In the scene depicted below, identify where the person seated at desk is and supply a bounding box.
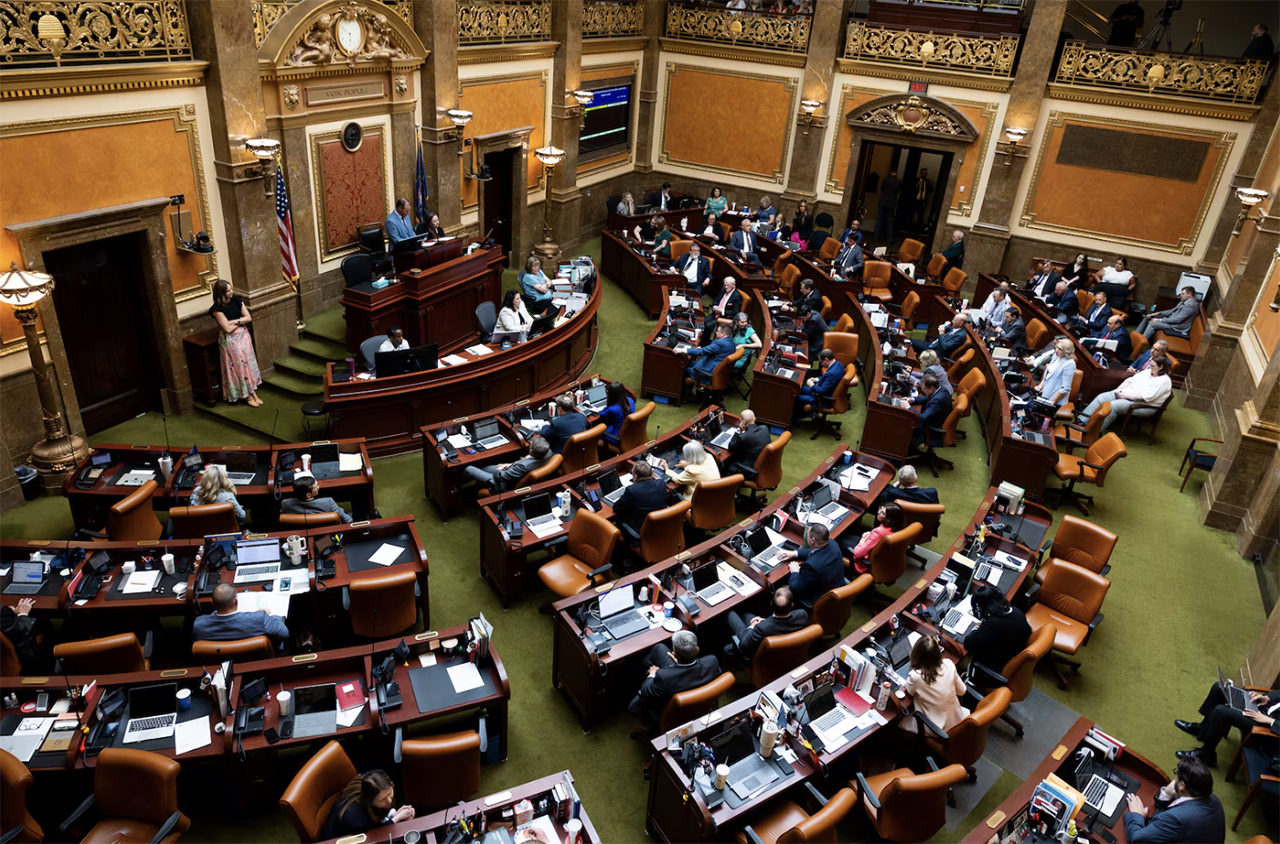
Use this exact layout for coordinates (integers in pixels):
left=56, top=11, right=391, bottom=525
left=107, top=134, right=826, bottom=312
left=879, top=464, right=940, bottom=506
left=839, top=503, right=903, bottom=575
left=464, top=434, right=552, bottom=493
left=701, top=212, right=723, bottom=244
left=703, top=281, right=742, bottom=342
left=649, top=182, right=674, bottom=212
left=189, top=465, right=246, bottom=529
left=378, top=326, right=410, bottom=353
left=1073, top=290, right=1112, bottom=335
left=1082, top=313, right=1132, bottom=361
left=911, top=313, right=969, bottom=356
left=832, top=235, right=864, bottom=278
left=614, top=460, right=670, bottom=541
left=839, top=218, right=864, bottom=247
left=495, top=289, right=533, bottom=343
left=705, top=186, right=728, bottom=218
left=974, top=285, right=1009, bottom=329
left=1061, top=252, right=1089, bottom=289
left=1092, top=255, right=1135, bottom=311
left=321, top=770, right=415, bottom=840
left=1027, top=262, right=1062, bottom=299
left=992, top=306, right=1027, bottom=351
left=543, top=394, right=587, bottom=454
left=730, top=312, right=761, bottom=372
left=898, top=373, right=952, bottom=450
left=1046, top=279, right=1080, bottom=325
left=384, top=198, right=418, bottom=245
left=1174, top=680, right=1279, bottom=768
left=1, top=598, right=39, bottom=674
left=807, top=212, right=834, bottom=253
left=616, top=191, right=637, bottom=216
left=629, top=630, right=721, bottom=737
left=901, top=636, right=968, bottom=734
left=1128, top=339, right=1168, bottom=374
left=599, top=381, right=635, bottom=448
left=193, top=583, right=290, bottom=648
left=776, top=523, right=845, bottom=612
left=729, top=218, right=762, bottom=266
left=795, top=350, right=845, bottom=421
left=418, top=213, right=446, bottom=241
left=669, top=440, right=720, bottom=501
left=936, top=229, right=965, bottom=273
left=723, top=586, right=809, bottom=664
left=283, top=476, right=353, bottom=524
left=964, top=585, right=1030, bottom=673
left=675, top=240, right=711, bottom=295
left=790, top=278, right=823, bottom=314
left=647, top=215, right=675, bottom=258
left=1137, top=285, right=1199, bottom=341
left=723, top=409, right=770, bottom=477
left=797, top=305, right=827, bottom=361
left=1036, top=338, right=1078, bottom=407
left=1077, top=356, right=1171, bottom=432
left=519, top=256, right=556, bottom=316
left=1123, top=758, right=1225, bottom=843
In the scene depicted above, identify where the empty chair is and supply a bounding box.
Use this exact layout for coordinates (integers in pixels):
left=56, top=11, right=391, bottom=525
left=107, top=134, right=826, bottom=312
left=777, top=264, right=801, bottom=298
left=659, top=672, right=735, bottom=735
left=340, top=254, right=373, bottom=288
left=192, top=636, right=273, bottom=662
left=750, top=624, right=823, bottom=688
left=820, top=296, right=833, bottom=321
left=822, top=331, right=858, bottom=367
left=344, top=570, right=421, bottom=638
left=279, top=512, right=343, bottom=529
left=833, top=313, right=854, bottom=334
left=1179, top=436, right=1221, bottom=493
left=1048, top=432, right=1127, bottom=515
left=740, top=431, right=791, bottom=508
left=955, top=368, right=984, bottom=406
left=1, top=748, right=43, bottom=843
left=58, top=748, right=189, bottom=844
left=897, top=500, right=945, bottom=562
left=1025, top=318, right=1050, bottom=352
left=897, top=238, right=925, bottom=265
left=1055, top=401, right=1109, bottom=454
left=861, top=261, right=893, bottom=303
left=561, top=423, right=605, bottom=475
left=279, top=740, right=358, bottom=843
left=736, top=785, right=857, bottom=844
left=628, top=500, right=691, bottom=565
left=945, top=348, right=974, bottom=384
left=942, top=268, right=968, bottom=294
left=537, top=510, right=621, bottom=599
left=924, top=253, right=946, bottom=281
left=900, top=290, right=920, bottom=324
left=168, top=503, right=239, bottom=539
left=920, top=688, right=1012, bottom=789
left=853, top=760, right=968, bottom=843
left=1025, top=560, right=1110, bottom=689
left=1036, top=515, right=1118, bottom=585
left=401, top=730, right=482, bottom=811
left=475, top=301, right=497, bottom=344
left=357, top=224, right=391, bottom=274
left=969, top=624, right=1056, bottom=737
left=55, top=633, right=150, bottom=674
left=83, top=479, right=162, bottom=542
left=608, top=401, right=655, bottom=454
left=817, top=237, right=841, bottom=262
left=688, top=474, right=745, bottom=533
left=812, top=575, right=873, bottom=637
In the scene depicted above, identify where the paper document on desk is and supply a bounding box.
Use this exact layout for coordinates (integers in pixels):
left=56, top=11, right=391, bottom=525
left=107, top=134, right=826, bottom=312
left=117, top=470, right=156, bottom=486
left=447, top=662, right=484, bottom=694
left=446, top=434, right=473, bottom=448
left=992, top=550, right=1028, bottom=571
left=337, top=704, right=364, bottom=728
left=122, top=570, right=161, bottom=593
left=870, top=312, right=889, bottom=329
left=369, top=543, right=406, bottom=566
left=237, top=590, right=291, bottom=617
left=466, top=344, right=494, bottom=356
left=441, top=354, right=468, bottom=367
left=338, top=452, right=363, bottom=472
left=520, top=419, right=549, bottom=432
left=0, top=735, right=42, bottom=763
left=526, top=519, right=563, bottom=540
left=174, top=718, right=211, bottom=756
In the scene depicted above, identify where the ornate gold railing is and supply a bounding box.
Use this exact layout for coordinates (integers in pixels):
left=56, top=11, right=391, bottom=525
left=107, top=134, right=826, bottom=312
left=664, top=3, right=810, bottom=55
left=0, top=0, right=192, bottom=66
left=883, top=0, right=1025, bottom=9
left=457, top=0, right=551, bottom=45
left=1054, top=41, right=1268, bottom=104
left=843, top=21, right=1018, bottom=77
left=252, top=0, right=412, bottom=48
left=583, top=1, right=643, bottom=39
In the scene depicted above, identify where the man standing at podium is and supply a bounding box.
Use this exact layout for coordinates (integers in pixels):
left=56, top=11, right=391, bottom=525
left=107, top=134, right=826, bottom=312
left=385, top=198, right=417, bottom=244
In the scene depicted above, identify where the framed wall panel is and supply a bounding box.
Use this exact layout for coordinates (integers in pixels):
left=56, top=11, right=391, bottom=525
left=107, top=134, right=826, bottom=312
left=310, top=124, right=388, bottom=262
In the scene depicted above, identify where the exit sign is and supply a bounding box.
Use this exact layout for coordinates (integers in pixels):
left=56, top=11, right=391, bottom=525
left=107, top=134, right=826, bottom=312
left=908, top=81, right=929, bottom=94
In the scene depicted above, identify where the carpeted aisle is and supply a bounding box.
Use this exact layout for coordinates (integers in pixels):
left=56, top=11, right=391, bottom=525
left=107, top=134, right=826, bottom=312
left=0, top=236, right=1270, bottom=843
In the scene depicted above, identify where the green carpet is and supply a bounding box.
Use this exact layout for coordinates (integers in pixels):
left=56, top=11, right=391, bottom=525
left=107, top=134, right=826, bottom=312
left=1, top=237, right=1271, bottom=843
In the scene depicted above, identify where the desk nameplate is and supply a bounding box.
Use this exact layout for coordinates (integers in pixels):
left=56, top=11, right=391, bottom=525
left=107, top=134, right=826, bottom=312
left=985, top=810, right=1006, bottom=829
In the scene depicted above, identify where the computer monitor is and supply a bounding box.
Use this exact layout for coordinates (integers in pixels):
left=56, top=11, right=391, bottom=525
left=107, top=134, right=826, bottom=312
left=392, top=236, right=424, bottom=253
left=128, top=683, right=177, bottom=720
left=527, top=313, right=557, bottom=339
left=375, top=343, right=439, bottom=377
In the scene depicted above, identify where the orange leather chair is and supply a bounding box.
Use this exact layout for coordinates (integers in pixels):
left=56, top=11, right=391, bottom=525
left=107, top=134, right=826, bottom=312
left=522, top=454, right=563, bottom=486
left=767, top=251, right=794, bottom=279
left=659, top=672, right=735, bottom=734
left=561, top=423, right=605, bottom=475
left=861, top=523, right=923, bottom=598
left=168, top=503, right=239, bottom=539
left=669, top=239, right=693, bottom=260
left=924, top=253, right=946, bottom=282
left=1, top=634, right=21, bottom=676
left=897, top=238, right=925, bottom=265
left=279, top=740, right=358, bottom=843
left=736, top=785, right=857, bottom=844
left=897, top=501, right=945, bottom=563
left=817, top=237, right=841, bottom=262
left=1128, top=330, right=1149, bottom=363
left=777, top=264, right=801, bottom=298
left=750, top=624, right=823, bottom=688
left=58, top=748, right=189, bottom=844
left=91, top=479, right=162, bottom=541
left=688, top=474, right=744, bottom=533
left=942, top=268, right=968, bottom=295
left=812, top=574, right=873, bottom=637
left=833, top=313, right=854, bottom=334
left=279, top=512, right=342, bottom=528
left=537, top=510, right=621, bottom=599
left=969, top=624, right=1056, bottom=737
left=819, top=296, right=833, bottom=321
left=945, top=348, right=974, bottom=383
left=801, top=366, right=858, bottom=441
left=608, top=401, right=656, bottom=454
left=1055, top=401, right=1109, bottom=454
left=822, top=332, right=858, bottom=368
left=630, top=500, right=690, bottom=565
left=861, top=261, right=893, bottom=303
left=1055, top=370, right=1085, bottom=421
left=1025, top=318, right=1050, bottom=352
left=921, top=688, right=1012, bottom=788
left=1049, top=432, right=1127, bottom=515
left=192, top=636, right=274, bottom=662
left=741, top=431, right=790, bottom=507
left=54, top=633, right=150, bottom=674
left=955, top=368, right=985, bottom=406
left=401, top=730, right=482, bottom=811
left=344, top=570, right=420, bottom=638
left=909, top=393, right=966, bottom=477
left=1, top=748, right=43, bottom=843
left=854, top=762, right=968, bottom=843
left=1036, top=515, right=1118, bottom=586
left=1026, top=560, right=1110, bottom=688
left=900, top=290, right=920, bottom=324
left=688, top=347, right=745, bottom=404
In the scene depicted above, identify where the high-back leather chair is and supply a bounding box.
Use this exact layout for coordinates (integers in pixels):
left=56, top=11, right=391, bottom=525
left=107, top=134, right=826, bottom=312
left=1055, top=401, right=1109, bottom=455
left=560, top=423, right=605, bottom=475
left=924, top=253, right=946, bottom=281
left=54, top=633, right=148, bottom=674
left=706, top=347, right=746, bottom=398
left=537, top=510, right=621, bottom=599
left=636, top=500, right=691, bottom=564
left=819, top=296, right=833, bottom=320
left=192, top=636, right=274, bottom=662
left=911, top=394, right=965, bottom=477
left=822, top=332, right=858, bottom=367
left=669, top=239, right=693, bottom=261
left=610, top=401, right=655, bottom=454
left=659, top=672, right=735, bottom=734
left=956, top=368, right=985, bottom=406
left=854, top=762, right=968, bottom=843
left=812, top=574, right=873, bottom=637
left=1025, top=560, right=1110, bottom=688
left=862, top=261, right=893, bottom=303
left=341, top=254, right=373, bottom=288
left=100, top=479, right=162, bottom=541
left=742, top=431, right=790, bottom=506
left=1128, top=331, right=1149, bottom=363
left=945, top=348, right=974, bottom=382
left=279, top=512, right=342, bottom=528
left=865, top=523, right=923, bottom=587
left=897, top=238, right=925, bottom=264
left=942, top=268, right=968, bottom=294
left=360, top=335, right=385, bottom=370
left=737, top=786, right=857, bottom=844
left=688, top=474, right=744, bottom=532
left=971, top=624, right=1056, bottom=737
left=1037, top=515, right=1118, bottom=585
left=1050, top=432, right=1127, bottom=515
left=1025, top=318, right=1050, bottom=352
left=802, top=367, right=858, bottom=441
left=59, top=748, right=189, bottom=844
left=346, top=570, right=419, bottom=638
left=1, top=634, right=21, bottom=676
left=897, top=501, right=945, bottom=561
left=1, top=748, right=42, bottom=843
left=1056, top=369, right=1086, bottom=420
left=768, top=251, right=794, bottom=279
left=401, top=730, right=482, bottom=811
left=901, top=290, right=920, bottom=324
left=279, top=740, right=358, bottom=843
left=833, top=313, right=854, bottom=334
left=751, top=624, right=823, bottom=688
left=923, top=688, right=1012, bottom=780
left=168, top=503, right=239, bottom=539
left=522, top=453, right=563, bottom=486
left=817, top=237, right=841, bottom=262
left=778, top=264, right=801, bottom=298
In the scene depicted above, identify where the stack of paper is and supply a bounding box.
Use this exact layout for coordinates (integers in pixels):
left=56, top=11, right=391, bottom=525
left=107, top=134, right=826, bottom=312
left=238, top=590, right=291, bottom=617
left=338, top=452, right=363, bottom=472
left=368, top=543, right=406, bottom=567
left=465, top=344, right=493, bottom=356
left=446, top=433, right=473, bottom=449
left=526, top=519, right=563, bottom=540
left=447, top=662, right=484, bottom=694
left=122, top=570, right=162, bottom=593
left=441, top=354, right=468, bottom=366
left=992, top=550, right=1028, bottom=571
left=174, top=718, right=212, bottom=756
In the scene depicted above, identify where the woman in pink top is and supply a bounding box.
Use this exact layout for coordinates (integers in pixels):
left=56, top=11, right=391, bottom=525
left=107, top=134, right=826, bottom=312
left=901, top=636, right=969, bottom=735
left=846, top=503, right=903, bottom=574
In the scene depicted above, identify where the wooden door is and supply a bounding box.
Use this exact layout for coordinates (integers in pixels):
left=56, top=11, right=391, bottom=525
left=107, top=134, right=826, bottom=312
left=482, top=148, right=516, bottom=259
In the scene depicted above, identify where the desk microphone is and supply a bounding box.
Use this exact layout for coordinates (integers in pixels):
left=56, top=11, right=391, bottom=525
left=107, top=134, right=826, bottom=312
left=271, top=409, right=280, bottom=441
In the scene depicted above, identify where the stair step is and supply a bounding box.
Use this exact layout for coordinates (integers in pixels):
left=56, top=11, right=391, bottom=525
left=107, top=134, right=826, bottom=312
left=275, top=354, right=329, bottom=379
left=261, top=369, right=324, bottom=397
left=194, top=386, right=309, bottom=443
left=291, top=336, right=348, bottom=363
left=302, top=308, right=347, bottom=345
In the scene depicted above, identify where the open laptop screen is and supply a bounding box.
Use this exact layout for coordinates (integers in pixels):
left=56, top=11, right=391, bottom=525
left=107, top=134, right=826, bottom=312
left=129, top=683, right=177, bottom=719
left=598, top=584, right=634, bottom=619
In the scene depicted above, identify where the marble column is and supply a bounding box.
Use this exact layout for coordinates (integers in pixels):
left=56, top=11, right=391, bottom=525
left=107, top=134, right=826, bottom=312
left=632, top=1, right=666, bottom=176
left=964, top=0, right=1068, bottom=277
left=188, top=0, right=298, bottom=367
left=413, top=0, right=462, bottom=232
left=540, top=0, right=585, bottom=260
left=280, top=125, right=323, bottom=316
left=781, top=0, right=846, bottom=214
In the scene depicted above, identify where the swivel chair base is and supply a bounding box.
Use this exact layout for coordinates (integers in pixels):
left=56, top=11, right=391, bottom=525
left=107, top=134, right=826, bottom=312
left=1044, top=480, right=1094, bottom=516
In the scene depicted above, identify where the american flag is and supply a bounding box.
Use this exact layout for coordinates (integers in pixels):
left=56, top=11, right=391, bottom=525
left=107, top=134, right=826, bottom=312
left=276, top=162, right=299, bottom=288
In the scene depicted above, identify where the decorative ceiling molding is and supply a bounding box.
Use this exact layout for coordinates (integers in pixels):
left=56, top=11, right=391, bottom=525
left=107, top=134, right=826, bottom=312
left=258, top=0, right=427, bottom=77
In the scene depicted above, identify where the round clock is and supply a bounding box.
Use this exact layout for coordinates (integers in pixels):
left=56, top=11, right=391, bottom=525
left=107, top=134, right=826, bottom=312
left=341, top=122, right=363, bottom=153
left=335, top=15, right=364, bottom=56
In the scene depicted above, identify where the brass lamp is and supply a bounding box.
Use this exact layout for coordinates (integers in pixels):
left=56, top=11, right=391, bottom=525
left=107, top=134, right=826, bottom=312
left=798, top=99, right=823, bottom=135
left=997, top=127, right=1029, bottom=166
left=532, top=145, right=566, bottom=262
left=569, top=89, right=594, bottom=130
left=0, top=263, right=88, bottom=477
left=447, top=108, right=473, bottom=155
left=245, top=138, right=281, bottom=197
left=1231, top=187, right=1279, bottom=237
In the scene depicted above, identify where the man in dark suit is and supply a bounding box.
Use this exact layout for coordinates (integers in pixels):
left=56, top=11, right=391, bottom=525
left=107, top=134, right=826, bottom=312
left=832, top=237, right=864, bottom=278
left=1046, top=280, right=1080, bottom=325
left=1123, top=758, right=1226, bottom=843
left=686, top=323, right=736, bottom=390
left=464, top=435, right=552, bottom=493
left=729, top=218, right=762, bottom=265
left=723, top=587, right=809, bottom=664
left=613, top=460, right=670, bottom=542
left=629, top=630, right=721, bottom=734
left=777, top=524, right=845, bottom=612
left=797, top=305, right=827, bottom=360
left=909, top=168, right=932, bottom=228
left=703, top=277, right=743, bottom=344
left=993, top=306, right=1027, bottom=351
left=795, top=350, right=845, bottom=420
left=1074, top=290, right=1111, bottom=335
left=723, top=409, right=771, bottom=478
left=674, top=241, right=711, bottom=295
left=790, top=278, right=823, bottom=315
left=912, top=313, right=970, bottom=356
left=543, top=395, right=587, bottom=454
left=1028, top=264, right=1062, bottom=299
left=879, top=464, right=940, bottom=505
left=938, top=229, right=965, bottom=273
left=1127, top=339, right=1168, bottom=374
left=1242, top=22, right=1274, bottom=58
left=648, top=182, right=674, bottom=212
left=899, top=374, right=953, bottom=449
left=1084, top=314, right=1133, bottom=361
left=1174, top=681, right=1280, bottom=768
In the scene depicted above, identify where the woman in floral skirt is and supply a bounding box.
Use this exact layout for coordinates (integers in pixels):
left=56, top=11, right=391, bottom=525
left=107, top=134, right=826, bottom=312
left=209, top=279, right=263, bottom=407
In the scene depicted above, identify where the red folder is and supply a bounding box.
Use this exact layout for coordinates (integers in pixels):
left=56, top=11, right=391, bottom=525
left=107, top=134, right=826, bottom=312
left=336, top=680, right=365, bottom=711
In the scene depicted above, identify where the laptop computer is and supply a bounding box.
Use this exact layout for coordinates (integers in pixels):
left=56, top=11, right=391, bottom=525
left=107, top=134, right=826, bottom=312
left=521, top=493, right=560, bottom=530
left=232, top=538, right=282, bottom=584
left=804, top=683, right=855, bottom=741
left=597, top=469, right=628, bottom=506
left=472, top=419, right=507, bottom=450
left=806, top=484, right=848, bottom=521
left=224, top=452, right=257, bottom=485
left=746, top=529, right=798, bottom=573
left=1218, top=667, right=1258, bottom=712
left=689, top=562, right=734, bottom=606
left=710, top=721, right=778, bottom=800
left=598, top=584, right=647, bottom=640
left=4, top=562, right=45, bottom=595
left=581, top=384, right=609, bottom=412
left=290, top=683, right=339, bottom=739
left=122, top=682, right=178, bottom=744
left=710, top=428, right=736, bottom=449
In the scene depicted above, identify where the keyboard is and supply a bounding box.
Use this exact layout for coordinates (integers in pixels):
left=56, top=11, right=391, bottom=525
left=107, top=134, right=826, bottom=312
left=1226, top=684, right=1255, bottom=711
left=603, top=487, right=627, bottom=505
left=477, top=436, right=507, bottom=449
left=943, top=609, right=962, bottom=629
left=526, top=513, right=560, bottom=529
left=697, top=582, right=735, bottom=606
left=293, top=710, right=337, bottom=739
left=752, top=547, right=784, bottom=570
left=812, top=707, right=852, bottom=736
left=602, top=609, right=648, bottom=640
left=817, top=501, right=847, bottom=519
left=123, top=713, right=176, bottom=743
left=234, top=563, right=281, bottom=584
left=1083, top=774, right=1123, bottom=815
left=4, top=582, right=43, bottom=595
left=711, top=431, right=736, bottom=449
left=227, top=472, right=255, bottom=485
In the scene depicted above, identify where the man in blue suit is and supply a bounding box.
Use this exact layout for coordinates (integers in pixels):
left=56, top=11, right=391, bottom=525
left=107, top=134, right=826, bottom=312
left=1083, top=314, right=1133, bottom=361
left=1123, top=758, right=1225, bottom=843
left=674, top=241, right=711, bottom=294
left=1127, top=339, right=1168, bottom=374
left=879, top=464, right=940, bottom=505
left=685, top=323, right=735, bottom=390
left=900, top=374, right=953, bottom=449
left=776, top=523, right=845, bottom=612
left=1073, top=290, right=1111, bottom=335
left=729, top=218, right=762, bottom=265
left=912, top=313, right=970, bottom=356
left=613, top=460, right=670, bottom=543
left=543, top=395, right=587, bottom=454
left=193, top=583, right=290, bottom=650
left=795, top=350, right=845, bottom=420
left=385, top=198, right=418, bottom=244
left=1046, top=280, right=1079, bottom=325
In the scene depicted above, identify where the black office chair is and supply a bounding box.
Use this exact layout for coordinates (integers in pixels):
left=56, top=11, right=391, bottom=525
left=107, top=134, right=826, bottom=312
left=360, top=336, right=384, bottom=371
left=357, top=225, right=392, bottom=275
left=476, top=302, right=497, bottom=344
left=341, top=254, right=373, bottom=288
left=606, top=194, right=622, bottom=217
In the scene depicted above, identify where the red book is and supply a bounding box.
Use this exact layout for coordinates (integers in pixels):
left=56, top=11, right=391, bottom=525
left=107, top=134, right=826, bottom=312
left=835, top=686, right=872, bottom=716
left=335, top=680, right=365, bottom=711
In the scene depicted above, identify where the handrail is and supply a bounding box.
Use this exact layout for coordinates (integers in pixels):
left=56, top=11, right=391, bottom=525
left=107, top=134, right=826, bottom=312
left=1054, top=40, right=1269, bottom=105
left=1069, top=0, right=1111, bottom=28
left=1064, top=7, right=1108, bottom=44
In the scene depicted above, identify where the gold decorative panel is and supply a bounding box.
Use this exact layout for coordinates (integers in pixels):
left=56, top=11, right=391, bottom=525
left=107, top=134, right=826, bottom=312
left=1055, top=41, right=1267, bottom=105
left=583, top=1, right=643, bottom=38
left=253, top=0, right=412, bottom=48
left=665, top=3, right=810, bottom=55
left=843, top=22, right=1017, bottom=78
left=457, top=0, right=551, bottom=45
left=310, top=124, right=388, bottom=262
left=0, top=0, right=191, bottom=66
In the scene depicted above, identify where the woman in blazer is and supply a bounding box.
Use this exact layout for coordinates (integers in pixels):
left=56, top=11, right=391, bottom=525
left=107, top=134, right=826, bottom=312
left=599, top=381, right=635, bottom=446
left=669, top=440, right=720, bottom=500
left=901, top=636, right=969, bottom=734
left=495, top=289, right=533, bottom=342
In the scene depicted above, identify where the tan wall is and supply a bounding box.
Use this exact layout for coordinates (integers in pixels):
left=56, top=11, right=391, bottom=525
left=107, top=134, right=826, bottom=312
left=457, top=74, right=548, bottom=210
left=1255, top=260, right=1280, bottom=356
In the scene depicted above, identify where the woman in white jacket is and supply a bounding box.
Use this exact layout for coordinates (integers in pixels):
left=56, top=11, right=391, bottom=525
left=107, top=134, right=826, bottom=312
left=495, top=289, right=533, bottom=343
left=901, top=635, right=969, bottom=734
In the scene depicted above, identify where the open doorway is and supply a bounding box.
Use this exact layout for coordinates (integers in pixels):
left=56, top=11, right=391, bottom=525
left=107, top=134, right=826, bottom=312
left=850, top=141, right=953, bottom=249
left=481, top=147, right=517, bottom=261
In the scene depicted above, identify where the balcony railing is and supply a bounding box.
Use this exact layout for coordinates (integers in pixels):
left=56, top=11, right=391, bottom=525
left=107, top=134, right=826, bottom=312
left=457, top=0, right=551, bottom=45
left=664, top=3, right=811, bottom=55
left=0, top=0, right=192, bottom=66
left=843, top=20, right=1018, bottom=77
left=252, top=0, right=413, bottom=49
left=1054, top=41, right=1268, bottom=105
left=583, top=1, right=643, bottom=39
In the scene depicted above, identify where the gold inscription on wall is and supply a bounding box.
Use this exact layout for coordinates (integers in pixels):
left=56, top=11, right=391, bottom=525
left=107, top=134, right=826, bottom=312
left=305, top=82, right=386, bottom=107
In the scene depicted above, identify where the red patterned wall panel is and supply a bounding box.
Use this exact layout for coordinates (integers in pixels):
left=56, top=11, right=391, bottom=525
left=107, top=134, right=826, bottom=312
left=317, top=130, right=386, bottom=259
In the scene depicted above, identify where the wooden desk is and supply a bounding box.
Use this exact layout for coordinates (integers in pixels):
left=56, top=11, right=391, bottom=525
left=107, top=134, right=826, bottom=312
left=342, top=245, right=502, bottom=356
left=305, top=514, right=430, bottom=631
left=641, top=287, right=704, bottom=402
left=848, top=294, right=919, bottom=463
left=326, top=281, right=601, bottom=456
left=749, top=292, right=806, bottom=430
left=600, top=230, right=674, bottom=319
left=609, top=205, right=706, bottom=235
left=272, top=438, right=375, bottom=521
left=1, top=539, right=78, bottom=613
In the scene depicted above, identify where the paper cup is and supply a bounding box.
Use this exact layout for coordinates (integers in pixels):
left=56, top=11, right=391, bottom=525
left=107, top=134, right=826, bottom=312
left=761, top=720, right=779, bottom=757
left=121, top=560, right=136, bottom=575
left=176, top=688, right=191, bottom=710
left=162, top=553, right=176, bottom=576
left=403, top=832, right=421, bottom=844
left=714, top=764, right=729, bottom=790
left=277, top=690, right=292, bottom=717
left=565, top=819, right=582, bottom=844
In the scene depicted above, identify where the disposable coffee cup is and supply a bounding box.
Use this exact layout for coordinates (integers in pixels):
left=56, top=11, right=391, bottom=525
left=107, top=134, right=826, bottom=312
left=403, top=831, right=421, bottom=844
left=565, top=819, right=582, bottom=844
left=277, top=690, right=292, bottom=717
left=176, top=688, right=191, bottom=710
left=715, top=764, right=729, bottom=790
left=761, top=720, right=779, bottom=757
left=162, top=553, right=176, bottom=576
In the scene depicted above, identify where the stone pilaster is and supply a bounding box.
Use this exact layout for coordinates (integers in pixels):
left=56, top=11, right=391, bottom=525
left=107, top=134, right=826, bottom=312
left=632, top=1, right=666, bottom=175
left=781, top=0, right=846, bottom=213
left=391, top=110, right=418, bottom=216
left=414, top=0, right=462, bottom=232
left=542, top=0, right=585, bottom=259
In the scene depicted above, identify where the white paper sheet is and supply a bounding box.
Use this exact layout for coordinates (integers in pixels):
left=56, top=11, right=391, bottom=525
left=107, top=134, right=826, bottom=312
left=0, top=735, right=43, bottom=762
left=526, top=520, right=563, bottom=540
left=418, top=653, right=437, bottom=667
left=441, top=354, right=468, bottom=366
left=447, top=662, right=484, bottom=694
left=337, top=704, right=364, bottom=728
left=368, top=543, right=406, bottom=566
left=122, top=570, right=162, bottom=593
left=174, top=718, right=212, bottom=756
left=118, top=469, right=156, bottom=486
left=520, top=419, right=549, bottom=431
left=338, top=452, right=363, bottom=472
left=446, top=433, right=472, bottom=448
left=237, top=590, right=291, bottom=617
left=992, top=550, right=1028, bottom=571
left=465, top=344, right=493, bottom=356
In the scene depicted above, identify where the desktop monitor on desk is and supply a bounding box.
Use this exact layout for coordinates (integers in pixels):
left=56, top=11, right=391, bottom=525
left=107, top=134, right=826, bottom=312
left=376, top=343, right=439, bottom=377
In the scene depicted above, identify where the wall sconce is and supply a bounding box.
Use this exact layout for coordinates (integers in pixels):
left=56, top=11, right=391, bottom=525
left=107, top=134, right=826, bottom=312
left=798, top=99, right=823, bottom=135
left=997, top=127, right=1029, bottom=166
left=532, top=145, right=566, bottom=261
left=245, top=138, right=281, bottom=197
left=1145, top=64, right=1166, bottom=92
left=919, top=40, right=936, bottom=62
left=1231, top=187, right=1280, bottom=237
left=447, top=109, right=473, bottom=155
left=567, top=89, right=595, bottom=130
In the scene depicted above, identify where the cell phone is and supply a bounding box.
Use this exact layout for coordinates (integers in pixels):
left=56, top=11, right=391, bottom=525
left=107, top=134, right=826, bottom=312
left=279, top=719, right=293, bottom=739
left=263, top=726, right=280, bottom=744
left=35, top=693, right=49, bottom=713
left=279, top=577, right=291, bottom=591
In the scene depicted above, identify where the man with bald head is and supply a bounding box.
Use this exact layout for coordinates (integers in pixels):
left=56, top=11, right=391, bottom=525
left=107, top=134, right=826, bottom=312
left=912, top=312, right=969, bottom=356
left=724, top=409, right=771, bottom=478
left=192, top=583, right=290, bottom=650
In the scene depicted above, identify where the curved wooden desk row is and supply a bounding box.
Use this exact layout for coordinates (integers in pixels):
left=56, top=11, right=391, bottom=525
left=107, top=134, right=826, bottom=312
left=549, top=446, right=897, bottom=729
left=0, top=619, right=508, bottom=774
left=325, top=276, right=602, bottom=457
left=643, top=487, right=1053, bottom=844
left=608, top=205, right=708, bottom=237
left=749, top=291, right=808, bottom=429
